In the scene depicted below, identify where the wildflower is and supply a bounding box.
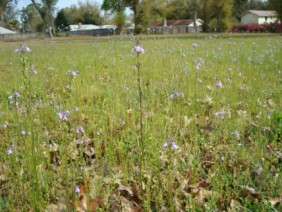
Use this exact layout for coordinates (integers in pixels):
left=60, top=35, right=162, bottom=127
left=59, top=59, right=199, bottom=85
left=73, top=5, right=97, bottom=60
left=76, top=126, right=85, bottom=134
left=131, top=42, right=145, bottom=55
left=192, top=43, right=198, bottom=47
left=14, top=91, right=21, bottom=98
left=45, top=130, right=49, bottom=136
left=170, top=91, right=184, bottom=99
left=75, top=186, right=80, bottom=194
left=162, top=137, right=179, bottom=150
left=171, top=142, right=179, bottom=150
left=197, top=78, right=202, bottom=83
left=221, top=156, right=225, bottom=161
left=162, top=142, right=168, bottom=148
left=14, top=44, right=31, bottom=54
left=7, top=148, right=13, bottom=155
left=215, top=80, right=223, bottom=88
left=68, top=70, right=79, bottom=77
left=57, top=110, right=70, bottom=121
left=215, top=111, right=225, bottom=119
left=29, top=66, right=37, bottom=74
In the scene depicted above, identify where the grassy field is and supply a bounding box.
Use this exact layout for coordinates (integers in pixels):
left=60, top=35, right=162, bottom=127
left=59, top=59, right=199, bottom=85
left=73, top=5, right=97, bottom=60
left=0, top=34, right=281, bottom=211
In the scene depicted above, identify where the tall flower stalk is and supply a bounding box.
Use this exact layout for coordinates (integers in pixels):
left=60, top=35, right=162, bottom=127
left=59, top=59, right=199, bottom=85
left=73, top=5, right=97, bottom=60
left=131, top=42, right=145, bottom=173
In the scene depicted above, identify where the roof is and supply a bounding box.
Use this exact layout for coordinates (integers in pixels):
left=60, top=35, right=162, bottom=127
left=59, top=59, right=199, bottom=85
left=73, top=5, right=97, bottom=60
left=152, top=19, right=193, bottom=27
left=242, top=10, right=278, bottom=17
left=0, top=26, right=16, bottom=34
left=69, top=24, right=100, bottom=31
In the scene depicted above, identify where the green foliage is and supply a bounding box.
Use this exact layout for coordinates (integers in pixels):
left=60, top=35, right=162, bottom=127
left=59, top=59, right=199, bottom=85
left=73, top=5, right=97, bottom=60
left=63, top=1, right=102, bottom=25
left=54, top=9, right=70, bottom=32
left=268, top=0, right=282, bottom=21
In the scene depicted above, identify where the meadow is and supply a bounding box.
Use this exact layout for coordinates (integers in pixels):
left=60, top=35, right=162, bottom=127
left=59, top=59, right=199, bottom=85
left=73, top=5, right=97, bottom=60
left=0, top=34, right=281, bottom=211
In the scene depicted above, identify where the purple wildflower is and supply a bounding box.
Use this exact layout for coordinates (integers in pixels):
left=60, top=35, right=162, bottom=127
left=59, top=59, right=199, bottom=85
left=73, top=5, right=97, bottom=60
left=7, top=148, right=13, bottom=155
left=215, top=80, right=223, bottom=88
left=75, top=186, right=80, bottom=193
left=170, top=91, right=184, bottom=99
left=14, top=44, right=31, bottom=54
left=163, top=137, right=179, bottom=150
left=57, top=110, right=70, bottom=121
left=162, top=142, right=168, bottom=148
left=131, top=42, right=145, bottom=55
left=68, top=70, right=79, bottom=77
left=76, top=126, right=85, bottom=134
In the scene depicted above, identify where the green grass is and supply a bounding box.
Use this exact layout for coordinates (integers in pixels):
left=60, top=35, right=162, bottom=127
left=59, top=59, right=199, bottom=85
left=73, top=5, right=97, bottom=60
left=0, top=34, right=281, bottom=211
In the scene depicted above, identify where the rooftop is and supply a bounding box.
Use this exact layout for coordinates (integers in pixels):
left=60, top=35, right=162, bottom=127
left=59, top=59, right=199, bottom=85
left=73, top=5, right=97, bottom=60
left=0, top=26, right=16, bottom=34
left=242, top=10, right=278, bottom=17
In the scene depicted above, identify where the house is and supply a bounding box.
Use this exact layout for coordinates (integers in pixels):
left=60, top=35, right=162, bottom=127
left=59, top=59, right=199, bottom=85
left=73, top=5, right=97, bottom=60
left=241, top=10, right=279, bottom=25
left=151, top=19, right=203, bottom=34
left=0, top=26, right=16, bottom=35
left=69, top=23, right=115, bottom=36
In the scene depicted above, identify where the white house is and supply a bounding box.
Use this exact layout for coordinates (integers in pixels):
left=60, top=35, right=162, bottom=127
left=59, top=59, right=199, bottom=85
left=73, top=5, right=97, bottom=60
left=0, top=26, right=16, bottom=35
left=241, top=10, right=279, bottom=25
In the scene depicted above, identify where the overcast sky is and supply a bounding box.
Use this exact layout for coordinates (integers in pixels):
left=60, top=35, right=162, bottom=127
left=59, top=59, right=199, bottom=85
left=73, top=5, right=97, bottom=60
left=17, top=0, right=104, bottom=10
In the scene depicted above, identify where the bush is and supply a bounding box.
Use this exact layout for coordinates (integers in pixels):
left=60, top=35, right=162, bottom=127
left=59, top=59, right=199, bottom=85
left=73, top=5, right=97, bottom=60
left=232, top=22, right=282, bottom=33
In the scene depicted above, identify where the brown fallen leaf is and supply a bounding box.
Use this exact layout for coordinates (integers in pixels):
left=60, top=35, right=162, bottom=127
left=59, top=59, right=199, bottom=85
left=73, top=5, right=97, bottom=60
left=240, top=185, right=259, bottom=200
left=45, top=203, right=66, bottom=212
left=268, top=196, right=281, bottom=207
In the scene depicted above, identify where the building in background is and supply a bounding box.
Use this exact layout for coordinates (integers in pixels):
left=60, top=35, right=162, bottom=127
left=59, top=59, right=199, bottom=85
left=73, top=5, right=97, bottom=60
left=241, top=10, right=279, bottom=25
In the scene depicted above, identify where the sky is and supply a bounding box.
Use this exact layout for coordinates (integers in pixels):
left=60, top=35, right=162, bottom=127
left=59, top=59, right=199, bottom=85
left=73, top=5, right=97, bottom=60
left=17, top=0, right=104, bottom=10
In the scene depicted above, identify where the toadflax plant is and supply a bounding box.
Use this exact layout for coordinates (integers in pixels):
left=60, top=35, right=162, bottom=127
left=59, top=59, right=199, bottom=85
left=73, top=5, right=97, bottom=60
left=131, top=41, right=145, bottom=174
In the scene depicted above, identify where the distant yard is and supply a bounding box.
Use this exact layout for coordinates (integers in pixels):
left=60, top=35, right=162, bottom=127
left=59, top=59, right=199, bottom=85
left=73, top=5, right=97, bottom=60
left=0, top=34, right=281, bottom=211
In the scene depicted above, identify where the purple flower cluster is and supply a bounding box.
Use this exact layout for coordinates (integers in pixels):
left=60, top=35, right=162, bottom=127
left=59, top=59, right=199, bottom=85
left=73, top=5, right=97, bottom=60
left=170, top=91, right=184, bottom=99
left=76, top=126, right=85, bottom=134
left=68, top=70, right=79, bottom=77
left=163, top=137, right=179, bottom=150
left=57, top=110, right=70, bottom=121
left=131, top=42, right=145, bottom=55
left=14, top=44, right=31, bottom=54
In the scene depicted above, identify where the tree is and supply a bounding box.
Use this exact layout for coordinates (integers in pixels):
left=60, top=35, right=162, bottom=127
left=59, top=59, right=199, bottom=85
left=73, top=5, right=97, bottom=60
left=21, top=3, right=44, bottom=33
left=101, top=0, right=127, bottom=33
left=268, top=0, right=282, bottom=22
left=31, top=0, right=58, bottom=37
left=63, top=1, right=102, bottom=25
left=207, top=0, right=233, bottom=31
left=233, top=0, right=248, bottom=22
left=54, top=9, right=70, bottom=32
left=0, top=0, right=17, bottom=22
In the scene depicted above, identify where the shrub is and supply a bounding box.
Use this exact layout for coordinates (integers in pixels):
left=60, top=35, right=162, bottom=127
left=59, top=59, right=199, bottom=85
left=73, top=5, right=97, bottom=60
left=231, top=22, right=282, bottom=33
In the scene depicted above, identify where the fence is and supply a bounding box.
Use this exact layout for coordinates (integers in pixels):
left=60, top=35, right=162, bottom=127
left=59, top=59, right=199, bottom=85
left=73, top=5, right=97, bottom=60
left=69, top=29, right=115, bottom=36
left=0, top=33, right=38, bottom=40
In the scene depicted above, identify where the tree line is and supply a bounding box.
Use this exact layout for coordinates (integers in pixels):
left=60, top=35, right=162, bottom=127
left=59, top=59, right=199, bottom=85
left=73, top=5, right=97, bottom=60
left=0, top=0, right=281, bottom=36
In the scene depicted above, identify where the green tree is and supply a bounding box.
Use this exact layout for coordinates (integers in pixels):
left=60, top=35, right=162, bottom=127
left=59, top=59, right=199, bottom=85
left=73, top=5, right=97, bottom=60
left=63, top=1, right=102, bottom=25
left=31, top=0, right=58, bottom=37
left=21, top=3, right=44, bottom=33
left=268, top=0, right=282, bottom=21
left=233, top=0, right=248, bottom=22
left=54, top=9, right=70, bottom=32
left=207, top=0, right=233, bottom=31
left=0, top=0, right=17, bottom=22
left=101, top=0, right=126, bottom=33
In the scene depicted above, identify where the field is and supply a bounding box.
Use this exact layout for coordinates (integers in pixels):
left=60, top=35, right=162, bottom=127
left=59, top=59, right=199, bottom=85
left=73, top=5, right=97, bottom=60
left=0, top=34, right=281, bottom=211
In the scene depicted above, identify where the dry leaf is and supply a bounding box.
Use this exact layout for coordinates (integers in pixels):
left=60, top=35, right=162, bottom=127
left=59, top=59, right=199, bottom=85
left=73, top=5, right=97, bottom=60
left=268, top=196, right=281, bottom=207
left=45, top=203, right=66, bottom=212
